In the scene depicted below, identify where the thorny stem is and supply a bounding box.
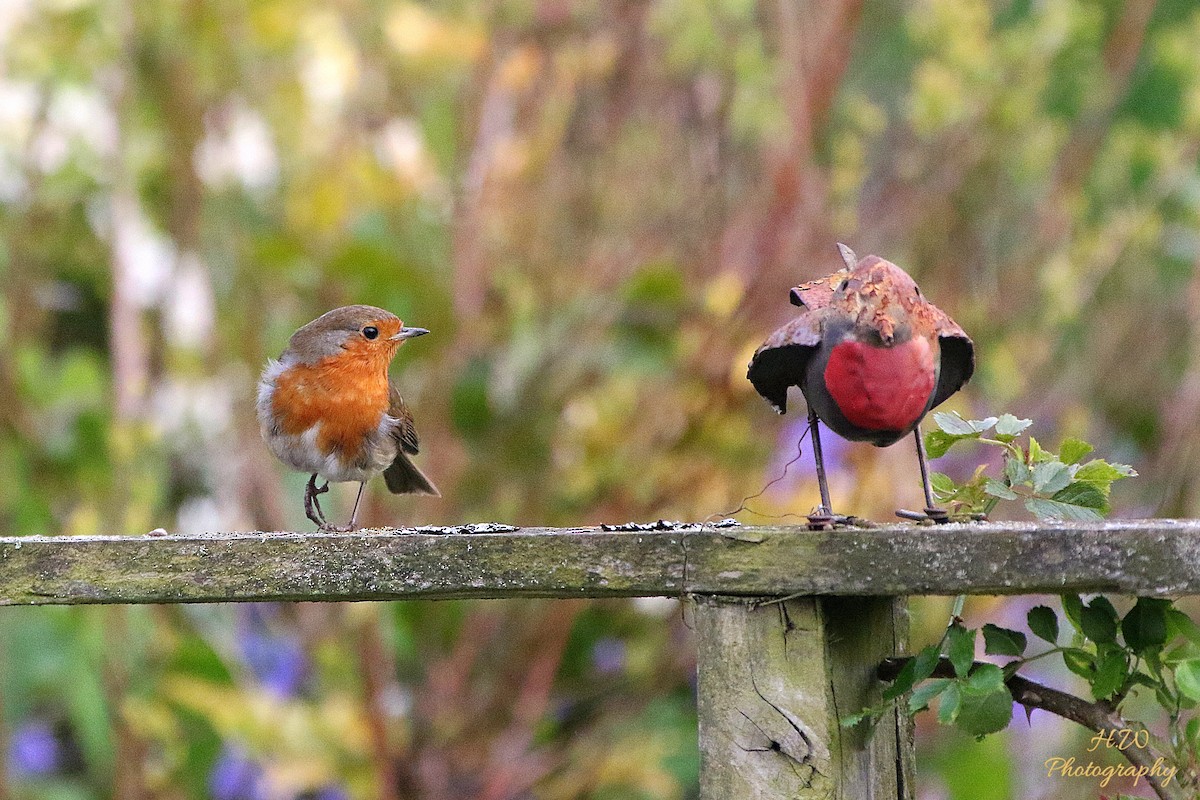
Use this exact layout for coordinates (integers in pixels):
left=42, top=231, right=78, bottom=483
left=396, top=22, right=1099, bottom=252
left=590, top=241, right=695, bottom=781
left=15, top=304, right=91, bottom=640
left=879, top=656, right=1191, bottom=800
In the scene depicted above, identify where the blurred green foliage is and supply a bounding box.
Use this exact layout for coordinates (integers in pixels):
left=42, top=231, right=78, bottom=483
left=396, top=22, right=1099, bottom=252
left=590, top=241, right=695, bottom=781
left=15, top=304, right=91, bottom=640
left=0, top=0, right=1199, bottom=797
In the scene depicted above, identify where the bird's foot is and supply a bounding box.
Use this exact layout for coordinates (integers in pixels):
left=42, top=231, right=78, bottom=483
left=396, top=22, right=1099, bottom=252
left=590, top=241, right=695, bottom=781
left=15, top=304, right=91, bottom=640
left=896, top=507, right=952, bottom=524
left=304, top=475, right=331, bottom=528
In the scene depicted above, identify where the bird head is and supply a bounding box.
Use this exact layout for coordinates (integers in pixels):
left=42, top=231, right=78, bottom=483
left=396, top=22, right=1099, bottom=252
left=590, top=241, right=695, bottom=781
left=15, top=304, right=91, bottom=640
left=284, top=305, right=429, bottom=366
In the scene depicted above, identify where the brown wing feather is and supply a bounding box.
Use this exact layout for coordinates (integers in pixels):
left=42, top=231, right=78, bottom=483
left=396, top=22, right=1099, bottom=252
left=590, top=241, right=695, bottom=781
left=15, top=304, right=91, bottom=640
left=388, top=383, right=420, bottom=455
left=383, top=383, right=439, bottom=496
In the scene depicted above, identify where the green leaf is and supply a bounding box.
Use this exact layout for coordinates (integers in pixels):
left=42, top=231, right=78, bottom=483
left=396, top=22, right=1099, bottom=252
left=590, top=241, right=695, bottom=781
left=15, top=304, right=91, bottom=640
left=1176, top=659, right=1200, bottom=702
left=956, top=673, right=1013, bottom=737
left=1122, top=598, right=1169, bottom=654
left=1004, top=456, right=1031, bottom=486
left=1075, top=459, right=1138, bottom=483
left=908, top=678, right=951, bottom=713
left=1090, top=651, right=1128, bottom=700
left=993, top=414, right=1032, bottom=442
left=930, top=472, right=958, bottom=497
left=1187, top=717, right=1200, bottom=749
left=1032, top=461, right=1072, bottom=494
left=1028, top=436, right=1052, bottom=463
left=982, top=624, right=1027, bottom=656
left=947, top=625, right=976, bottom=678
left=1167, top=609, right=1200, bottom=645
left=967, top=662, right=1006, bottom=692
left=1024, top=497, right=1104, bottom=521
left=933, top=412, right=997, bottom=436
left=937, top=681, right=961, bottom=724
left=841, top=708, right=875, bottom=728
left=1081, top=598, right=1119, bottom=643
left=924, top=430, right=958, bottom=459
left=982, top=479, right=1018, bottom=500
left=1052, top=481, right=1108, bottom=510
left=883, top=645, right=941, bottom=701
left=1062, top=648, right=1095, bottom=679
left=1059, top=437, right=1094, bottom=465
left=1028, top=606, right=1059, bottom=644
left=1061, top=595, right=1085, bottom=631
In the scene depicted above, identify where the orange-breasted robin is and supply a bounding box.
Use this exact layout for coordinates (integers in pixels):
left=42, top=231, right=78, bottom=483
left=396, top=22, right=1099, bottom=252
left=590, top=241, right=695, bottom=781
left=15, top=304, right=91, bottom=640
left=257, top=305, right=440, bottom=531
left=746, top=244, right=974, bottom=525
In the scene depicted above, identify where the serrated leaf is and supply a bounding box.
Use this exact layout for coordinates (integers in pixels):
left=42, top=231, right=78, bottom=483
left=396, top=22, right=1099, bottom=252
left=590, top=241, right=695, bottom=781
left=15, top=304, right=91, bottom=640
left=841, top=708, right=875, bottom=728
left=908, top=678, right=951, bottom=713
left=1075, top=459, right=1137, bottom=483
left=982, top=479, right=1018, bottom=500
left=1062, top=648, right=1095, bottom=679
left=993, top=414, right=1032, bottom=441
left=1176, top=659, right=1200, bottom=702
left=1061, top=595, right=1084, bottom=631
left=883, top=645, right=941, bottom=701
left=924, top=430, right=958, bottom=459
left=937, top=682, right=961, bottom=725
left=1032, top=461, right=1072, bottom=494
left=1028, top=437, right=1052, bottom=463
left=933, top=412, right=997, bottom=436
left=982, top=624, right=1027, bottom=656
left=1004, top=456, right=1031, bottom=486
left=930, top=472, right=958, bottom=496
left=1081, top=601, right=1117, bottom=644
left=947, top=625, right=975, bottom=678
left=1122, top=598, right=1169, bottom=654
left=967, top=663, right=1006, bottom=692
left=1187, top=717, right=1200, bottom=749
left=956, top=680, right=1013, bottom=737
left=1024, top=497, right=1104, bottom=521
left=1028, top=606, right=1059, bottom=644
left=1090, top=651, right=1128, bottom=700
left=1059, top=437, right=1094, bottom=465
left=1052, top=481, right=1108, bottom=510
left=1167, top=609, right=1200, bottom=645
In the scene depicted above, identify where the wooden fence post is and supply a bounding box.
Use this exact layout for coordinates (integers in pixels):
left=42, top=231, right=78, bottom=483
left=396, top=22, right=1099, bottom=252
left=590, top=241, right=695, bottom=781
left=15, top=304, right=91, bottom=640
left=694, top=595, right=913, bottom=800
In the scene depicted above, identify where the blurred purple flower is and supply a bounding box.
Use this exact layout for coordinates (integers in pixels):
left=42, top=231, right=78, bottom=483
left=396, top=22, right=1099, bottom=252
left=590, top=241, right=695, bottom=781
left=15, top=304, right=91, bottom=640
left=766, top=416, right=848, bottom=499
left=8, top=720, right=61, bottom=777
left=238, top=604, right=308, bottom=697
left=305, top=785, right=350, bottom=800
left=591, top=637, right=626, bottom=675
left=210, top=746, right=267, bottom=800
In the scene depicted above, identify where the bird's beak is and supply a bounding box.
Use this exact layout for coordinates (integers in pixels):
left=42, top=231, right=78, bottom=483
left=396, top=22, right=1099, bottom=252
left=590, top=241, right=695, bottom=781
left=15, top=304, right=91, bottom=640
left=391, top=326, right=430, bottom=341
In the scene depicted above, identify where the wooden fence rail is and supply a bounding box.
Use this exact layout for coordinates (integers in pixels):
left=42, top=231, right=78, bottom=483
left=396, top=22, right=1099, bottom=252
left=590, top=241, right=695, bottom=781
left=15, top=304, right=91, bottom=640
left=2, top=519, right=1195, bottom=799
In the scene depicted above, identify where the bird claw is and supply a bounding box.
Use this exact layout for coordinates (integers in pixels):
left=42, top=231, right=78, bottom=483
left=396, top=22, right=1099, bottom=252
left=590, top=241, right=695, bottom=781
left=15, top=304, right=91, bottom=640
left=304, top=474, right=332, bottom=528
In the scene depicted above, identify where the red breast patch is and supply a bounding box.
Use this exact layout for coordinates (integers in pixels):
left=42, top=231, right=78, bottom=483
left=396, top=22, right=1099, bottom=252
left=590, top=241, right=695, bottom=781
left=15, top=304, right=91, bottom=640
left=823, top=337, right=937, bottom=432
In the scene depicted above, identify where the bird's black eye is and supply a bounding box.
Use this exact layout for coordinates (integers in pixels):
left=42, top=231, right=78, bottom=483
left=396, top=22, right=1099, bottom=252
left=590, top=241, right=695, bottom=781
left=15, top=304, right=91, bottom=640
left=838, top=279, right=850, bottom=292
left=362, top=326, right=379, bottom=340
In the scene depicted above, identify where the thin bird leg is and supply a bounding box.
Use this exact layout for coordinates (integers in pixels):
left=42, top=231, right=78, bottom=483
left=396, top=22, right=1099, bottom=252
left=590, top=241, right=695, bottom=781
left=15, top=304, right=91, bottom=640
left=304, top=473, right=330, bottom=528
left=347, top=482, right=367, bottom=530
left=913, top=429, right=949, bottom=523
left=808, top=409, right=834, bottom=519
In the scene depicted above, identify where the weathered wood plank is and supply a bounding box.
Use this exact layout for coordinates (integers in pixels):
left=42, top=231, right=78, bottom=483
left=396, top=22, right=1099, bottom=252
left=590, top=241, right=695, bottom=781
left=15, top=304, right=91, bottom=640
left=694, top=596, right=911, bottom=800
left=0, top=519, right=1197, bottom=604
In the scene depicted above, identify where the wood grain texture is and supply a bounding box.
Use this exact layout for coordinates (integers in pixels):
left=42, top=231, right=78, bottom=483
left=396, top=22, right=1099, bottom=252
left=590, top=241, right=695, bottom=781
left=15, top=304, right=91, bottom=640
left=0, top=519, right=1196, bottom=604
left=695, top=596, right=911, bottom=800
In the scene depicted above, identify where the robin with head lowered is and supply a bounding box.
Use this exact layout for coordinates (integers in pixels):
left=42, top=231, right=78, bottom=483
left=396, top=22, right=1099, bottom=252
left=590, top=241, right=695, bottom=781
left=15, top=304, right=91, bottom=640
left=257, top=305, right=439, bottom=531
left=747, top=244, right=974, bottom=525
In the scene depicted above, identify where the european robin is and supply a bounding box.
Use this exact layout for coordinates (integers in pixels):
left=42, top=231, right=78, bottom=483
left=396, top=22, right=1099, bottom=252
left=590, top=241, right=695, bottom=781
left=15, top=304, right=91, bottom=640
left=257, top=305, right=440, bottom=531
left=746, top=244, right=974, bottom=525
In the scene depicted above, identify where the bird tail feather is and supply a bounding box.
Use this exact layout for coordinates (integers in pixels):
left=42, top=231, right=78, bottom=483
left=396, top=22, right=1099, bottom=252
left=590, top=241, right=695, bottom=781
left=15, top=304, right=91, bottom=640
left=383, top=452, right=440, bottom=496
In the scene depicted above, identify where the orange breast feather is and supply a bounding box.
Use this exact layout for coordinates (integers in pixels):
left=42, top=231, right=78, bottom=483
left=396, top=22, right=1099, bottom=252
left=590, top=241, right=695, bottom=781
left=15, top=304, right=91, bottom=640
left=271, top=352, right=391, bottom=461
